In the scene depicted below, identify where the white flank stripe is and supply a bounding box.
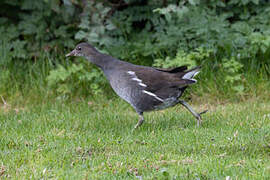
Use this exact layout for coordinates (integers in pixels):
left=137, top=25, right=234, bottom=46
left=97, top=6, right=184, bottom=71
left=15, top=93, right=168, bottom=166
left=132, top=77, right=142, bottom=82
left=128, top=71, right=148, bottom=88
left=191, top=79, right=197, bottom=83
left=139, top=83, right=147, bottom=87
left=183, top=70, right=200, bottom=83
left=183, top=71, right=195, bottom=79
left=193, top=71, right=200, bottom=77
left=142, top=90, right=164, bottom=102
left=127, top=71, right=135, bottom=75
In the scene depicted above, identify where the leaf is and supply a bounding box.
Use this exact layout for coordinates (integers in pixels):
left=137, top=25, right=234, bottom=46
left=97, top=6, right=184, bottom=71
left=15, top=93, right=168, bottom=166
left=233, top=85, right=244, bottom=93
left=251, top=0, right=259, bottom=4
left=75, top=31, right=88, bottom=40
left=188, top=0, right=200, bottom=5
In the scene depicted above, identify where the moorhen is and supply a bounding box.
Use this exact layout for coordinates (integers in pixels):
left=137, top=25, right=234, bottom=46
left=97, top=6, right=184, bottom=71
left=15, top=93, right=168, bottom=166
left=66, top=42, right=207, bottom=128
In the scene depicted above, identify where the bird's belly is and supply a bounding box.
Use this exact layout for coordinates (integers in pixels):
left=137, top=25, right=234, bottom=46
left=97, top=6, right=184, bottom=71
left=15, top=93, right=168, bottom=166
left=153, top=97, right=179, bottom=110
left=109, top=81, right=139, bottom=106
left=111, top=85, right=180, bottom=112
left=113, top=86, right=134, bottom=104
left=108, top=73, right=182, bottom=112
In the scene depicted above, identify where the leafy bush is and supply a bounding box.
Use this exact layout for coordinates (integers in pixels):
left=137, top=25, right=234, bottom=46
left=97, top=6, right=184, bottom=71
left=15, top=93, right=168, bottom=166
left=154, top=48, right=213, bottom=68
left=222, top=57, right=244, bottom=93
left=0, top=0, right=79, bottom=61
left=0, top=0, right=269, bottom=100
left=47, top=60, right=105, bottom=98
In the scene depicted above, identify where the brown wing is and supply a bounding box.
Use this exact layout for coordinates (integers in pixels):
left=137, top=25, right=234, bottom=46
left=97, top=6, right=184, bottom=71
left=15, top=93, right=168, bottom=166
left=154, top=65, right=188, bottom=73
left=130, top=66, right=195, bottom=96
left=155, top=66, right=201, bottom=80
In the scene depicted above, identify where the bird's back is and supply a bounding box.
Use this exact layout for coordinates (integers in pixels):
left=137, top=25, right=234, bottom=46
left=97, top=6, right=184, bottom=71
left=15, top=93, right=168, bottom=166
left=103, top=59, right=199, bottom=113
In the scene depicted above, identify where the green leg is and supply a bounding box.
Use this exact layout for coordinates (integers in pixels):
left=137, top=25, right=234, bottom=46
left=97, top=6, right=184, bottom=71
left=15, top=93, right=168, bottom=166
left=134, top=113, right=144, bottom=129
left=179, top=100, right=207, bottom=126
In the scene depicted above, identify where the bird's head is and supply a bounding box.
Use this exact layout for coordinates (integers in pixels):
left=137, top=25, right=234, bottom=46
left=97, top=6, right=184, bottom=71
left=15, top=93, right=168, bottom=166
left=66, top=42, right=98, bottom=58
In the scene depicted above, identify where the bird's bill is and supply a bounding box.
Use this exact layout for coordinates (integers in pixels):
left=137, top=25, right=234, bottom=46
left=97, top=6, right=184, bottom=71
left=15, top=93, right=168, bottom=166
left=65, top=49, right=76, bottom=57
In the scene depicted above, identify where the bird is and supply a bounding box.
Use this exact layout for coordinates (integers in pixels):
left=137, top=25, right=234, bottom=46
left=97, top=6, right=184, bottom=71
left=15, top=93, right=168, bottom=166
left=66, top=42, right=207, bottom=128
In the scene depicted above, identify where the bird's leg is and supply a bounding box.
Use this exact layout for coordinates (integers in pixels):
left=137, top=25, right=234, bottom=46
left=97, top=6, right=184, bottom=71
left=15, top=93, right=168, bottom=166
left=134, top=112, right=144, bottom=129
left=179, top=100, right=208, bottom=126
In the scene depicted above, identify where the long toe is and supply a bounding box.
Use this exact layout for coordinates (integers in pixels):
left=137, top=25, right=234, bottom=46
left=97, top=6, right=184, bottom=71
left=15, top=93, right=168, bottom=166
left=196, top=109, right=208, bottom=126
left=196, top=114, right=202, bottom=126
left=199, top=109, right=208, bottom=115
left=134, top=120, right=143, bottom=129
left=134, top=124, right=139, bottom=129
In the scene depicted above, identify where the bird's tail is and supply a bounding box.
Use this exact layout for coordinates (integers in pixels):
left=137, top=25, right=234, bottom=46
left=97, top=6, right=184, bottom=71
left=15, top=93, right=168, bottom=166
left=181, top=66, right=201, bottom=83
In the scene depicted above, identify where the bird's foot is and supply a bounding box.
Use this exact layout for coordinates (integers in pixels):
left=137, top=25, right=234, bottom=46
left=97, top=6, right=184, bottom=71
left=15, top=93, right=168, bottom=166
left=134, top=124, right=140, bottom=129
left=196, top=109, right=208, bottom=126
left=134, top=113, right=144, bottom=129
left=134, top=120, right=144, bottom=129
left=199, top=110, right=208, bottom=115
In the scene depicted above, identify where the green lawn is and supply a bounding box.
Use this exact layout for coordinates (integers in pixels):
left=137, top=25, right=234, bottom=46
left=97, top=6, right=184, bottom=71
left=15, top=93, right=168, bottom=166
left=1, top=99, right=270, bottom=179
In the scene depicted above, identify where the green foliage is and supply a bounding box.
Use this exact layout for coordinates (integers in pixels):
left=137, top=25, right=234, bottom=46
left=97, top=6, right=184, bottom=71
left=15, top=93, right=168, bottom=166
left=154, top=48, right=212, bottom=68
left=0, top=69, right=11, bottom=95
left=0, top=0, right=79, bottom=62
left=222, top=57, right=244, bottom=93
left=75, top=1, right=116, bottom=47
left=0, top=0, right=270, bottom=99
left=47, top=61, right=105, bottom=97
left=0, top=26, right=27, bottom=66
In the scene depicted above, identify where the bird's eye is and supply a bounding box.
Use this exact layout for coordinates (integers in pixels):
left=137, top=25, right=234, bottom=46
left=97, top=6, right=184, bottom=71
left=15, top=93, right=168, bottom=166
left=77, top=47, right=81, bottom=51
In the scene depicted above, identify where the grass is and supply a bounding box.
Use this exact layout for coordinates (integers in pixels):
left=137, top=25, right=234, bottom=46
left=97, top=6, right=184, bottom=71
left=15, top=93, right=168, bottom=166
left=1, top=98, right=270, bottom=179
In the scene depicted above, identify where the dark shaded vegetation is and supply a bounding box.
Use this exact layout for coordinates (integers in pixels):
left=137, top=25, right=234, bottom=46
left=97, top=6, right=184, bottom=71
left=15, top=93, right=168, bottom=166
left=0, top=0, right=269, bottom=103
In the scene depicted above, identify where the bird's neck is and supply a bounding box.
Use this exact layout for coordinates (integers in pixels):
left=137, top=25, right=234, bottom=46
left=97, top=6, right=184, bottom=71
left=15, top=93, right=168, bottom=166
left=86, top=53, right=118, bottom=70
